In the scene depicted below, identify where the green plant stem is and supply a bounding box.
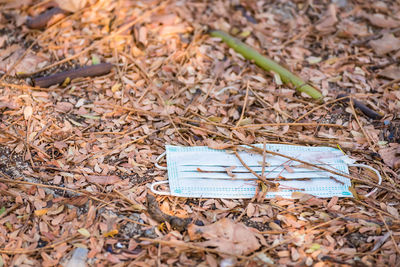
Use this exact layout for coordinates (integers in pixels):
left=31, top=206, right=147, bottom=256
left=210, top=30, right=323, bottom=100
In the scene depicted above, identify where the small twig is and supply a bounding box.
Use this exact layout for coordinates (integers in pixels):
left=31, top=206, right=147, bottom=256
left=234, top=122, right=344, bottom=129
left=121, top=216, right=149, bottom=227
left=0, top=234, right=78, bottom=254
left=202, top=75, right=219, bottom=103
left=249, top=86, right=295, bottom=120
left=93, top=125, right=170, bottom=159
left=156, top=92, right=193, bottom=145
left=33, top=63, right=113, bottom=87
left=110, top=104, right=159, bottom=117
left=233, top=148, right=277, bottom=188
left=0, top=172, right=113, bottom=207
left=235, top=81, right=250, bottom=128
left=352, top=199, right=397, bottom=220
left=378, top=78, right=400, bottom=90
left=329, top=176, right=345, bottom=185
left=261, top=142, right=266, bottom=181
left=349, top=98, right=377, bottom=152
left=0, top=204, right=19, bottom=220
left=112, top=189, right=145, bottom=211
left=26, top=7, right=69, bottom=29
left=295, top=95, right=350, bottom=122
left=139, top=237, right=249, bottom=260
left=379, top=213, right=400, bottom=255
left=0, top=128, right=51, bottom=159
left=183, top=88, right=202, bottom=114
left=337, top=93, right=383, bottom=120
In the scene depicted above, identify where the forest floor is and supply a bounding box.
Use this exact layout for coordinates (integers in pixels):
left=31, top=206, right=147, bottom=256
left=0, top=0, right=400, bottom=266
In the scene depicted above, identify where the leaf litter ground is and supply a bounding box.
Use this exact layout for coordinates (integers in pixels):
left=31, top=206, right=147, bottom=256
left=0, top=0, right=400, bottom=266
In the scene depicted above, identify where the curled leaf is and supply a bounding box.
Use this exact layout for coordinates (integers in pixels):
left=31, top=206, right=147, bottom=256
left=55, top=0, right=87, bottom=12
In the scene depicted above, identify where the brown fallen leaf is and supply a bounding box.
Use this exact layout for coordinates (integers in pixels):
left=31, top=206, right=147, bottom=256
left=379, top=143, right=400, bottom=170
left=206, top=139, right=233, bottom=150
left=361, top=12, right=400, bottom=28
left=315, top=4, right=338, bottom=34
left=62, top=195, right=89, bottom=206
left=0, top=49, right=48, bottom=75
left=225, top=166, right=237, bottom=178
left=378, top=65, right=400, bottom=80
left=86, top=175, right=121, bottom=185
left=369, top=33, right=400, bottom=55
left=337, top=19, right=369, bottom=38
left=283, top=164, right=294, bottom=173
left=55, top=0, right=87, bottom=12
left=34, top=208, right=49, bottom=216
left=187, top=218, right=266, bottom=255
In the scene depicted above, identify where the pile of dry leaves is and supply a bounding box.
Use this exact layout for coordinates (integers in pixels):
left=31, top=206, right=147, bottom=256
left=0, top=0, right=400, bottom=266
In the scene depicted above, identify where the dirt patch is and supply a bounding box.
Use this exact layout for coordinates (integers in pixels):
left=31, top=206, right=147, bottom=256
left=0, top=145, right=29, bottom=178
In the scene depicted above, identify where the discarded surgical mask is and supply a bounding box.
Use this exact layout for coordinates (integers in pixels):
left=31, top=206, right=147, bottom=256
left=151, top=144, right=381, bottom=199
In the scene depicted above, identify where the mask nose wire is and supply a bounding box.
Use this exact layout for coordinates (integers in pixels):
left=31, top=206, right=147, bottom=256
left=348, top=163, right=382, bottom=197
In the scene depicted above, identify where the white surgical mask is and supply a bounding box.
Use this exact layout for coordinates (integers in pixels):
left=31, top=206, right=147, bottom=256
left=150, top=144, right=381, bottom=199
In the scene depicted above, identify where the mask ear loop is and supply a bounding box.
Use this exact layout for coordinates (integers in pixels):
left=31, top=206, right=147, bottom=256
left=348, top=163, right=382, bottom=197
left=151, top=152, right=170, bottom=195
left=150, top=181, right=171, bottom=196
left=155, top=152, right=167, bottom=170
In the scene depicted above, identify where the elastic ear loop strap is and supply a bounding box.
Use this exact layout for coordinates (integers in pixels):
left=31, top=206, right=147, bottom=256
left=151, top=152, right=171, bottom=195
left=150, top=180, right=171, bottom=196
left=349, top=163, right=382, bottom=197
left=155, top=152, right=167, bottom=170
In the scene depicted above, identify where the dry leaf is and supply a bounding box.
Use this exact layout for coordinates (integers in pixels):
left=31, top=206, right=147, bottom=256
left=0, top=50, right=48, bottom=75
left=55, top=0, right=87, bottom=12
left=225, top=166, right=236, bottom=178
left=369, top=33, right=400, bottom=55
left=362, top=12, right=400, bottom=28
left=34, top=208, right=49, bottom=216
left=187, top=218, right=266, bottom=255
left=23, top=106, right=33, bottom=120
left=103, top=229, right=118, bottom=237
left=337, top=20, right=369, bottom=38
left=86, top=175, right=121, bottom=185
left=78, top=228, right=91, bottom=237
left=378, top=65, right=400, bottom=80
left=315, top=4, right=338, bottom=34
left=206, top=140, right=233, bottom=150
left=379, top=144, right=400, bottom=170
left=387, top=206, right=399, bottom=219
left=283, top=164, right=294, bottom=173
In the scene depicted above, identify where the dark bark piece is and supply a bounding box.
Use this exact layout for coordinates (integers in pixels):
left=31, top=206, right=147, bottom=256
left=33, top=63, right=113, bottom=88
left=146, top=194, right=192, bottom=232
left=337, top=93, right=383, bottom=120
left=26, top=7, right=69, bottom=30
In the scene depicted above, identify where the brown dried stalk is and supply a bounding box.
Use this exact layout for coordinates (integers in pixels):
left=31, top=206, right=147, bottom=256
left=337, top=93, right=383, bottom=120
left=26, top=7, right=69, bottom=30
left=33, top=63, right=113, bottom=88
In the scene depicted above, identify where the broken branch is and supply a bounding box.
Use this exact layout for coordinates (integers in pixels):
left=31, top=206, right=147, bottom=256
left=337, top=93, right=383, bottom=120
left=26, top=7, right=69, bottom=30
left=209, top=30, right=323, bottom=100
left=33, top=63, right=113, bottom=88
